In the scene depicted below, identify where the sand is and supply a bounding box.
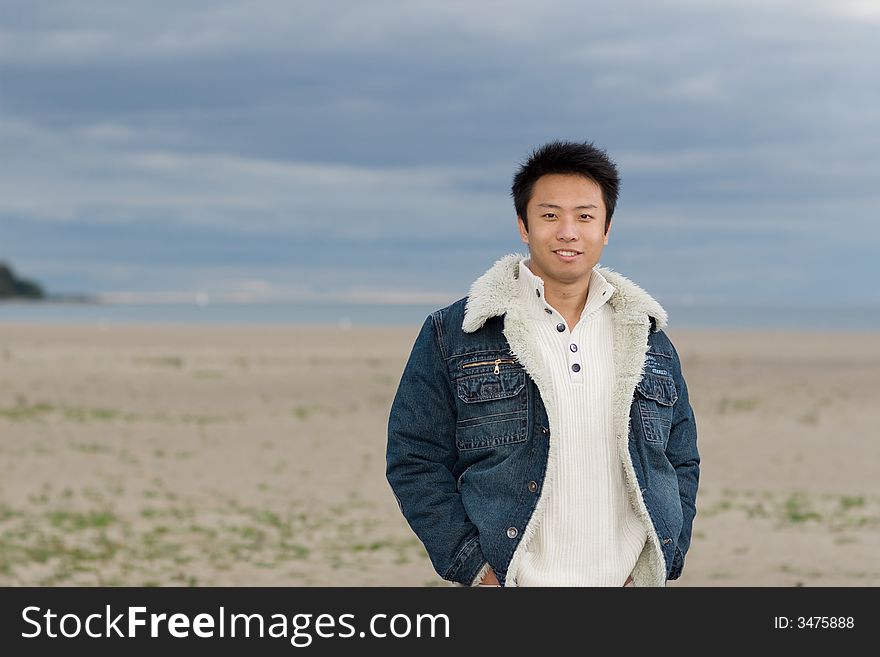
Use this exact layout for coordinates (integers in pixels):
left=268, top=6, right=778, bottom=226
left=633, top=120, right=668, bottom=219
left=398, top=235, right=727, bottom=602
left=0, top=323, right=877, bottom=586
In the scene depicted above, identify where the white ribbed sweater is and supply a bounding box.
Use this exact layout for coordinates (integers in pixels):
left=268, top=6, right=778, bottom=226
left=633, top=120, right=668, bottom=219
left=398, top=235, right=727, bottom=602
left=509, top=258, right=647, bottom=586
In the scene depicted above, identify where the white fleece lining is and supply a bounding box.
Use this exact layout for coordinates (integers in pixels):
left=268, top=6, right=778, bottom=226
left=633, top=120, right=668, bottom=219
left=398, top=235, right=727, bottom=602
left=470, top=561, right=494, bottom=586
left=462, top=253, right=668, bottom=587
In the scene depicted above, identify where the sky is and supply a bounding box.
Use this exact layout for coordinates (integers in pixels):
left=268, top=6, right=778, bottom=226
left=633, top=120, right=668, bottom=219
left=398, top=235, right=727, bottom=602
left=1, top=0, right=878, bottom=307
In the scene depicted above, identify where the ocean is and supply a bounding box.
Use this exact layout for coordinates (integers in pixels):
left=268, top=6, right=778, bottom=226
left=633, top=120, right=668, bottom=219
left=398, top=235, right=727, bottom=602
left=2, top=300, right=879, bottom=331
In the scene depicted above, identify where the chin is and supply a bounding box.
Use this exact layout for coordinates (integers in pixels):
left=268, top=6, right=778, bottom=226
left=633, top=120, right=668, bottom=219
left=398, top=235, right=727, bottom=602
left=551, top=268, right=589, bottom=283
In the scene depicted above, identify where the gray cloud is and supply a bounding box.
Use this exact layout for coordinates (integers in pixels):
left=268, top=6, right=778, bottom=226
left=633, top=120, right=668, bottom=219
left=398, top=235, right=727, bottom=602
left=1, top=0, right=877, bottom=304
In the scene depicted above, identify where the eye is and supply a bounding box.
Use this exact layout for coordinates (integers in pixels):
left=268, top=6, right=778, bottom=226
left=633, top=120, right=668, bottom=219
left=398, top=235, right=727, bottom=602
left=579, top=214, right=593, bottom=220
left=542, top=213, right=557, bottom=219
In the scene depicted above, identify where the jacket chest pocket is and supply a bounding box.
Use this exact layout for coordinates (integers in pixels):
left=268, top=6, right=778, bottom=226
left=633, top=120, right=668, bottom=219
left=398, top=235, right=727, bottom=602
left=635, top=372, right=678, bottom=444
left=453, top=359, right=528, bottom=451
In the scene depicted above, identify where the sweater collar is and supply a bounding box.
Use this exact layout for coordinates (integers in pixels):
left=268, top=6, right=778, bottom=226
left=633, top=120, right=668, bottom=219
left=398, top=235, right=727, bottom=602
left=516, top=256, right=615, bottom=324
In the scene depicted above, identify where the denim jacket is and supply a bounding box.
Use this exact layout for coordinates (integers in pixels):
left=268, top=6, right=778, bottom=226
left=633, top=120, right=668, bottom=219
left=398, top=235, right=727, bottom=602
left=386, top=254, right=700, bottom=586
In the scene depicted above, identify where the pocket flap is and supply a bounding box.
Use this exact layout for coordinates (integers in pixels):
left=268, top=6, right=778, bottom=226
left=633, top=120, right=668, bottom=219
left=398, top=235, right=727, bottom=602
left=457, top=371, right=526, bottom=404
left=636, top=374, right=678, bottom=406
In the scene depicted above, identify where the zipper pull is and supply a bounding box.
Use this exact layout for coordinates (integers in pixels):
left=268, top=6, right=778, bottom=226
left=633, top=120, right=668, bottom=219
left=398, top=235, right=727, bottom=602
left=494, top=359, right=501, bottom=374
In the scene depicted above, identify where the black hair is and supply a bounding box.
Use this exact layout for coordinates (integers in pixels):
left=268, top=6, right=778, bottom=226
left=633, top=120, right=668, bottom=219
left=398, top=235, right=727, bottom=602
left=511, top=140, right=620, bottom=232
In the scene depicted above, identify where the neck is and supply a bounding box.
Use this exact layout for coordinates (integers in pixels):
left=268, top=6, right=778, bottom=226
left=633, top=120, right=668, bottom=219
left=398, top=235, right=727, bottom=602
left=544, top=278, right=590, bottom=320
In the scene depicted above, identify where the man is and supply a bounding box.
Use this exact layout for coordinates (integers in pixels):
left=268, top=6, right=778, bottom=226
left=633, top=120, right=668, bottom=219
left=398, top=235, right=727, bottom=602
left=386, top=140, right=699, bottom=587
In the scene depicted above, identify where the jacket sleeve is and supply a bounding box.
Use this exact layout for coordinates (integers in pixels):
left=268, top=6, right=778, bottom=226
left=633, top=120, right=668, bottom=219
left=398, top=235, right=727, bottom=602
left=665, top=339, right=700, bottom=580
left=386, top=313, right=489, bottom=585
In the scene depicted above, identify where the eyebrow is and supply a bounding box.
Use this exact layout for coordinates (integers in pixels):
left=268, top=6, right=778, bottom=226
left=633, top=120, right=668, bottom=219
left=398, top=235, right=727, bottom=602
left=536, top=203, right=598, bottom=210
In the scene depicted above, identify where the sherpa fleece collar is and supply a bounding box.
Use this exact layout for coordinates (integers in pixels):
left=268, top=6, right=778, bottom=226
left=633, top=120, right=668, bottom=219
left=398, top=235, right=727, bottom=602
left=462, top=253, right=668, bottom=333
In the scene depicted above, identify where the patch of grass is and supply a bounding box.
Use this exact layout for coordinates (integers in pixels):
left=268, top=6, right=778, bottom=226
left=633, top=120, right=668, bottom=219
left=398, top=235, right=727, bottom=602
left=0, top=402, right=54, bottom=421
left=708, top=571, right=735, bottom=579
left=779, top=564, right=823, bottom=578
left=63, top=407, right=126, bottom=422
left=702, top=498, right=732, bottom=516
left=798, top=411, right=819, bottom=425
left=2, top=401, right=237, bottom=427
left=253, top=510, right=283, bottom=529
left=349, top=540, right=396, bottom=552
left=292, top=404, right=323, bottom=420
left=741, top=501, right=770, bottom=519
left=82, top=487, right=106, bottom=503
left=188, top=524, right=218, bottom=539
left=280, top=543, right=311, bottom=560
left=69, top=442, right=112, bottom=454
left=783, top=493, right=822, bottom=523
left=0, top=504, right=22, bottom=522
left=137, top=356, right=184, bottom=368
left=46, top=510, right=117, bottom=531
left=1, top=402, right=141, bottom=424
left=27, top=490, right=51, bottom=505
left=718, top=397, right=760, bottom=413
left=839, top=495, right=865, bottom=511
left=238, top=526, right=266, bottom=543
left=118, top=449, right=140, bottom=465
left=140, top=532, right=185, bottom=561
left=0, top=490, right=432, bottom=586
left=834, top=535, right=859, bottom=545
left=699, top=488, right=879, bottom=531
left=176, top=413, right=233, bottom=425
left=193, top=370, right=223, bottom=379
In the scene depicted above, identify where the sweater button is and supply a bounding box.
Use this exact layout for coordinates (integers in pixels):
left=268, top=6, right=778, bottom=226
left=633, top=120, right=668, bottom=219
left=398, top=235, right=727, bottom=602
left=527, top=481, right=538, bottom=493
left=506, top=527, right=518, bottom=539
left=556, top=323, right=565, bottom=332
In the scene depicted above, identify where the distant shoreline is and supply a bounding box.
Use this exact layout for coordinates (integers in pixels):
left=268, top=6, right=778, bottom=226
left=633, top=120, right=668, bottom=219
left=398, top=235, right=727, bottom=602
left=1, top=301, right=879, bottom=332
left=0, top=294, right=97, bottom=304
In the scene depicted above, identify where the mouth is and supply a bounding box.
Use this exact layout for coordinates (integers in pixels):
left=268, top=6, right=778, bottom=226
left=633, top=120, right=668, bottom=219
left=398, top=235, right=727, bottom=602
left=553, top=249, right=582, bottom=261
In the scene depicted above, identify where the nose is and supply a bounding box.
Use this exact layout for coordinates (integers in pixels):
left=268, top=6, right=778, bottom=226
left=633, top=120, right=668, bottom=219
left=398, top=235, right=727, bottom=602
left=556, top=217, right=578, bottom=241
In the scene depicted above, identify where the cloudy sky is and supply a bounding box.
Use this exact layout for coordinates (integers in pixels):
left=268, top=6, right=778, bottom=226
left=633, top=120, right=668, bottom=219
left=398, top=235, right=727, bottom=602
left=1, top=0, right=878, bottom=307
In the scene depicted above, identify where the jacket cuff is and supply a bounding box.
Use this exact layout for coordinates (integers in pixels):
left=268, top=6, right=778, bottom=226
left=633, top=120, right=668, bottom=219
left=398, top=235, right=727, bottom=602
left=444, top=536, right=489, bottom=586
left=668, top=546, right=684, bottom=580
left=470, top=562, right=493, bottom=587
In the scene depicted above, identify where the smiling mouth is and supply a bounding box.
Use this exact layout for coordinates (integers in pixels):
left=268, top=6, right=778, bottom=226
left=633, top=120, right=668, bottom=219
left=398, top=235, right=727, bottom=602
left=554, top=249, right=582, bottom=257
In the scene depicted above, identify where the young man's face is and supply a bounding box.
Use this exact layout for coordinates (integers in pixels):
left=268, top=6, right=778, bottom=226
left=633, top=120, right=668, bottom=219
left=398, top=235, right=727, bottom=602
left=517, top=173, right=611, bottom=288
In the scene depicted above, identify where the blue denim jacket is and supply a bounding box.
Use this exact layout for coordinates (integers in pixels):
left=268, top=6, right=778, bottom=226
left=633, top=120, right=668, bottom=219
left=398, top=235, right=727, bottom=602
left=386, top=254, right=699, bottom=586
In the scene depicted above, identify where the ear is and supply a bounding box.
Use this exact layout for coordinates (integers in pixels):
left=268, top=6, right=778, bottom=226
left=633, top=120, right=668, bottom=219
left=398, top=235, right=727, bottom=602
left=517, top=215, right=529, bottom=244
left=603, top=218, right=612, bottom=245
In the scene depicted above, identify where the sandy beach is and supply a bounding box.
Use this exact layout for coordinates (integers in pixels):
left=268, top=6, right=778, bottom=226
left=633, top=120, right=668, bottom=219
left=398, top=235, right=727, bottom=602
left=0, top=323, right=877, bottom=586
